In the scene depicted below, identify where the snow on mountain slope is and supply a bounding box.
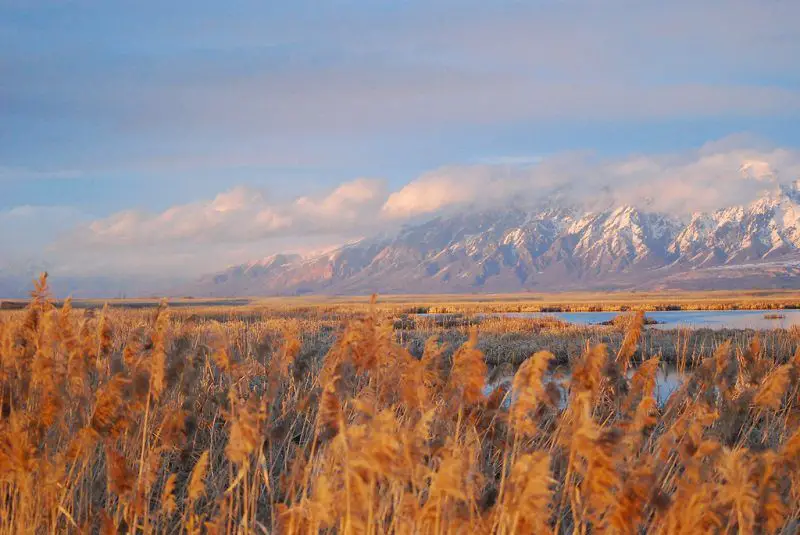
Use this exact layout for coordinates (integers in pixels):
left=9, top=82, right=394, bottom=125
left=186, top=185, right=800, bottom=296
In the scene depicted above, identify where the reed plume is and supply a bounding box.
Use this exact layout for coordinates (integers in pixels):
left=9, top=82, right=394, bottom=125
left=510, top=350, right=554, bottom=436
left=1, top=279, right=800, bottom=534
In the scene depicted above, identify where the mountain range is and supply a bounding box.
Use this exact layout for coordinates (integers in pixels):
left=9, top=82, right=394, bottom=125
left=179, top=181, right=800, bottom=296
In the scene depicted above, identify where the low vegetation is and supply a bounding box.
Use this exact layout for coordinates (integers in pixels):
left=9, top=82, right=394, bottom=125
left=8, top=287, right=800, bottom=316
left=2, top=275, right=800, bottom=533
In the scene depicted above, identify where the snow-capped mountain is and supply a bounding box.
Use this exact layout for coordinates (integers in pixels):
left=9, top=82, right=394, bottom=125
left=184, top=184, right=800, bottom=296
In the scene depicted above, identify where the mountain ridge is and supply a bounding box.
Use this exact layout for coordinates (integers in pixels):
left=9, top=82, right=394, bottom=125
left=181, top=183, right=800, bottom=296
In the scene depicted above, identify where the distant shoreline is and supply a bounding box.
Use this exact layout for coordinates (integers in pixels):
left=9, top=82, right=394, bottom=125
left=4, top=288, right=800, bottom=312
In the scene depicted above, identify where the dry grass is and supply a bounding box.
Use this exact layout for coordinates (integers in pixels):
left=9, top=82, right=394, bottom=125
left=3, top=275, right=800, bottom=533
left=7, top=287, right=800, bottom=315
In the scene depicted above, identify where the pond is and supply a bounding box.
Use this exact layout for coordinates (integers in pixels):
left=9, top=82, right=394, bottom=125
left=485, top=363, right=684, bottom=409
left=494, top=309, right=800, bottom=330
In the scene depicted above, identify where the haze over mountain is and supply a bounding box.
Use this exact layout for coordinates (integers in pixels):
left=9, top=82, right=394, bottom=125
left=178, top=181, right=800, bottom=297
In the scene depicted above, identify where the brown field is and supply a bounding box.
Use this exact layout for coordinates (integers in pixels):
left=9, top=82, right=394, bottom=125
left=6, top=287, right=800, bottom=314
left=3, top=276, right=800, bottom=533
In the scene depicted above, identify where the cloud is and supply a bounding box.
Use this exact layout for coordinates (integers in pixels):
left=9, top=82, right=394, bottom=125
left=381, top=173, right=478, bottom=219
left=3, top=0, right=800, bottom=173
left=30, top=137, right=800, bottom=278
left=381, top=167, right=536, bottom=218
left=295, top=178, right=386, bottom=221
left=42, top=181, right=387, bottom=277
left=64, top=179, right=387, bottom=252
left=383, top=139, right=800, bottom=217
left=6, top=1, right=800, bottom=286
left=82, top=188, right=294, bottom=247
left=608, top=147, right=800, bottom=214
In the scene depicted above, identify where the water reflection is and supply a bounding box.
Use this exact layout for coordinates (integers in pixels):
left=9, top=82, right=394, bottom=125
left=487, top=310, right=800, bottom=330
left=484, top=364, right=684, bottom=409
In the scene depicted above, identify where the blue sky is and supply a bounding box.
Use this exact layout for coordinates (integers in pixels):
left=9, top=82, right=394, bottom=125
left=2, top=0, right=800, bottom=278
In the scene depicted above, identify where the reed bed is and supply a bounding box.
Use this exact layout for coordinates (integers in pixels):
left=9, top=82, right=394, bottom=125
left=2, top=276, right=800, bottom=533
left=8, top=288, right=800, bottom=317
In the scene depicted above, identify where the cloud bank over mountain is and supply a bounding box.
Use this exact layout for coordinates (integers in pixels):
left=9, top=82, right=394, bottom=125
left=180, top=178, right=800, bottom=297
left=34, top=138, right=798, bottom=279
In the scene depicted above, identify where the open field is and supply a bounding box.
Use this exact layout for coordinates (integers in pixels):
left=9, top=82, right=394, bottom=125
left=3, top=277, right=800, bottom=533
left=247, top=289, right=800, bottom=312
left=6, top=288, right=800, bottom=313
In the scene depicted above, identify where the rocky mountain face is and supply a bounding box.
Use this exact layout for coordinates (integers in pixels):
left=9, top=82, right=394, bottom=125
left=185, top=183, right=800, bottom=296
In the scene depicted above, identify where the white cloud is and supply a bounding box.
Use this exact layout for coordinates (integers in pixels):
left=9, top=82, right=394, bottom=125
left=210, top=186, right=259, bottom=212
left=63, top=179, right=388, bottom=253
left=382, top=173, right=478, bottom=219
left=381, top=165, right=551, bottom=219
left=382, top=141, right=800, bottom=218
left=79, top=187, right=293, bottom=247
left=35, top=138, right=800, bottom=277
left=295, top=178, right=385, bottom=220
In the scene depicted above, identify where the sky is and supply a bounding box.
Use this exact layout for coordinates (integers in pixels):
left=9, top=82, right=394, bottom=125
left=2, top=0, right=800, bottom=281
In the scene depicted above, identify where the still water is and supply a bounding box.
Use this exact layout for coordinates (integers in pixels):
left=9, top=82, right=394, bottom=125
left=497, top=309, right=800, bottom=330
left=485, top=364, right=684, bottom=409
